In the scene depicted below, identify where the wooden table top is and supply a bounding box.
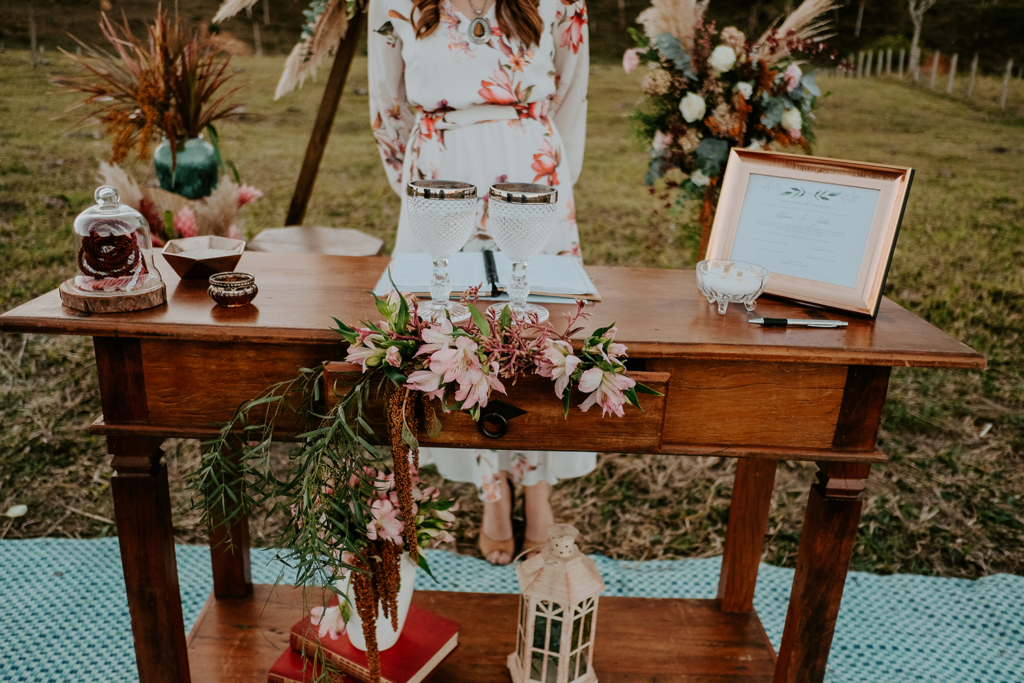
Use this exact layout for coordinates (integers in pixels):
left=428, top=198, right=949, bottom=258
left=0, top=253, right=984, bottom=369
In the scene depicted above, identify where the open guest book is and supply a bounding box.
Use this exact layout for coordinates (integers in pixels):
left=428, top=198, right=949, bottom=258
left=372, top=252, right=600, bottom=303
left=269, top=605, right=460, bottom=683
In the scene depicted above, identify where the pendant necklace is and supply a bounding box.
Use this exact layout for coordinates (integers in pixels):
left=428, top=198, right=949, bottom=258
left=466, top=0, right=491, bottom=45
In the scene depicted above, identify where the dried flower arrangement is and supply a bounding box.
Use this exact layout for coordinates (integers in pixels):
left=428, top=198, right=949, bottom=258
left=190, top=284, right=659, bottom=683
left=97, top=162, right=261, bottom=245
left=625, top=0, right=840, bottom=257
left=53, top=8, right=244, bottom=169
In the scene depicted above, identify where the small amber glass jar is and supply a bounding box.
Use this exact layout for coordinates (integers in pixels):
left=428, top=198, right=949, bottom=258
left=208, top=272, right=258, bottom=307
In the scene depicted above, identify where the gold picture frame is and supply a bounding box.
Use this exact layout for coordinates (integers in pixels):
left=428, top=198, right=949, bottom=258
left=706, top=149, right=914, bottom=317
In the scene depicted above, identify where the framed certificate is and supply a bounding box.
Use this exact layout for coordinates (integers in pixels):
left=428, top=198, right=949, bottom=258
left=706, top=150, right=914, bottom=317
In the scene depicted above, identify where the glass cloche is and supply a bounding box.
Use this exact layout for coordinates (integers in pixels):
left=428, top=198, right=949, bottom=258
left=70, top=186, right=163, bottom=297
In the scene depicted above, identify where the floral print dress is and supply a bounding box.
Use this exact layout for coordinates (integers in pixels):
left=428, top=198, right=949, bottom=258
left=368, top=0, right=595, bottom=500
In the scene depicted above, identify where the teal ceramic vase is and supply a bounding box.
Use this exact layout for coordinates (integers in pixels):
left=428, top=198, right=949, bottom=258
left=153, top=136, right=219, bottom=199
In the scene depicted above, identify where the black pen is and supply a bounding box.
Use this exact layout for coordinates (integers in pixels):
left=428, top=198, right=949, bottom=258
left=749, top=318, right=848, bottom=328
left=482, top=250, right=501, bottom=298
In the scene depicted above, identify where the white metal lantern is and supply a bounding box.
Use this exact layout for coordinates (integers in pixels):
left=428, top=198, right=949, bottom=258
left=508, top=524, right=605, bottom=683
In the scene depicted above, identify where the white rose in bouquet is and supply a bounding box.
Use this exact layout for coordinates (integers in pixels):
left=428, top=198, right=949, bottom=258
left=679, top=93, right=706, bottom=123
left=690, top=170, right=711, bottom=187
left=708, top=45, right=737, bottom=73
left=735, top=81, right=753, bottom=99
left=781, top=107, right=803, bottom=134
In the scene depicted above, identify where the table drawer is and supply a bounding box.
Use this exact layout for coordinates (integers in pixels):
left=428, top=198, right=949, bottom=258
left=323, top=362, right=671, bottom=453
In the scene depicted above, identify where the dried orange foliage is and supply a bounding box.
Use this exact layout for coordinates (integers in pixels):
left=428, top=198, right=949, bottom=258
left=53, top=9, right=243, bottom=165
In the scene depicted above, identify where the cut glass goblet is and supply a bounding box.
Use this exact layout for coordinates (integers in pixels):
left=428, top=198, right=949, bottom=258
left=486, top=183, right=558, bottom=323
left=406, top=180, right=478, bottom=323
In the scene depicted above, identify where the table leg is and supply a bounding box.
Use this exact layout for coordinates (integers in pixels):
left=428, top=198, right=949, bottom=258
left=110, top=435, right=192, bottom=683
left=773, top=462, right=870, bottom=683
left=717, top=458, right=777, bottom=613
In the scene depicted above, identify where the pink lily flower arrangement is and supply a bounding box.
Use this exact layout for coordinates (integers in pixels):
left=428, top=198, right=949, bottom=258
left=333, top=274, right=661, bottom=422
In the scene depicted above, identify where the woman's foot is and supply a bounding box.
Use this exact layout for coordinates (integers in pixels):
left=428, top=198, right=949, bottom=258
left=479, top=475, right=514, bottom=565
left=523, top=480, right=554, bottom=554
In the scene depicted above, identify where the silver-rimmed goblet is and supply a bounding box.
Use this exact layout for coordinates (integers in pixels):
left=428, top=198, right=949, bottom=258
left=486, top=183, right=558, bottom=323
left=406, top=180, right=478, bottom=323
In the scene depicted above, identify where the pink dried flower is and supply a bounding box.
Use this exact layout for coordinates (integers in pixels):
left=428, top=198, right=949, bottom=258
left=784, top=63, right=803, bottom=92
left=578, top=367, right=636, bottom=418
left=227, top=224, right=242, bottom=240
left=385, top=346, right=401, bottom=367
left=237, top=184, right=263, bottom=208
left=173, top=207, right=198, bottom=239
left=622, top=48, right=640, bottom=74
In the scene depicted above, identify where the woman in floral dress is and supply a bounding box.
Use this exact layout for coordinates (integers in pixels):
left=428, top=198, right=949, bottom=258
left=368, top=0, right=593, bottom=564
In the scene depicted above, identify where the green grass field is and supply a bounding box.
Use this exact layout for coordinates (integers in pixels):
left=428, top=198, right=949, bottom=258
left=1, top=51, right=1022, bottom=578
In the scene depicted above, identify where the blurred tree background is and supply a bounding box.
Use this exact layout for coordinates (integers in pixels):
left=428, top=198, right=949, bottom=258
left=1, top=0, right=1022, bottom=72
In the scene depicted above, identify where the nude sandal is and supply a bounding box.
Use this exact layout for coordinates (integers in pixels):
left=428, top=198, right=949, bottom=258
left=479, top=530, right=516, bottom=566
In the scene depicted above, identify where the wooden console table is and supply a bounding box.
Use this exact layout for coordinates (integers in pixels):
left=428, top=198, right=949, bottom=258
left=0, top=253, right=984, bottom=683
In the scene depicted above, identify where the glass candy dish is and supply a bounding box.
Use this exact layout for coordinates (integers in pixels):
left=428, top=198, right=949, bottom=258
left=696, top=260, right=769, bottom=315
left=405, top=180, right=478, bottom=323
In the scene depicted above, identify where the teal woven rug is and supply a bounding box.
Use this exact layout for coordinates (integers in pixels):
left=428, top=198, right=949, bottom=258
left=0, top=538, right=1021, bottom=682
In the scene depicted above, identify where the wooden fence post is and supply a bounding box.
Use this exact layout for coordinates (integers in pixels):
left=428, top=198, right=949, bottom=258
left=898, top=49, right=905, bottom=79
left=848, top=53, right=855, bottom=78
left=246, top=5, right=262, bottom=58
left=866, top=50, right=873, bottom=78
left=28, top=5, right=37, bottom=68
left=929, top=51, right=940, bottom=88
left=946, top=53, right=958, bottom=94
left=886, top=48, right=892, bottom=75
left=967, top=53, right=978, bottom=99
left=1001, top=59, right=1014, bottom=109
left=877, top=50, right=884, bottom=76
left=856, top=51, right=864, bottom=78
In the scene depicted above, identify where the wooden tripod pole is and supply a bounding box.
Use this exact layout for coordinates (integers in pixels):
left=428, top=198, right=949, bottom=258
left=286, top=6, right=366, bottom=227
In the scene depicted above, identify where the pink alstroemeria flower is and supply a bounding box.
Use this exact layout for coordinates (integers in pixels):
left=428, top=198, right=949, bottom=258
left=454, top=362, right=506, bottom=410
left=429, top=336, right=481, bottom=384
left=367, top=497, right=404, bottom=543
left=537, top=340, right=581, bottom=398
left=385, top=346, right=402, bottom=367
left=345, top=334, right=386, bottom=371
left=416, top=318, right=455, bottom=357
left=578, top=367, right=637, bottom=418
left=407, top=369, right=446, bottom=401
left=310, top=604, right=346, bottom=640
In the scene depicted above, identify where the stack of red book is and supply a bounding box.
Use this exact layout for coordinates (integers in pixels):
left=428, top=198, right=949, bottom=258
left=268, top=605, right=460, bottom=683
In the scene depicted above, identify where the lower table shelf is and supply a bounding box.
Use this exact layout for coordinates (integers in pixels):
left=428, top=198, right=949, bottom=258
left=186, top=585, right=778, bottom=683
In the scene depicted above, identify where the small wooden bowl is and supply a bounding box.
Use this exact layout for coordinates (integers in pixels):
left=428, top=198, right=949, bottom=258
left=162, top=236, right=245, bottom=279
